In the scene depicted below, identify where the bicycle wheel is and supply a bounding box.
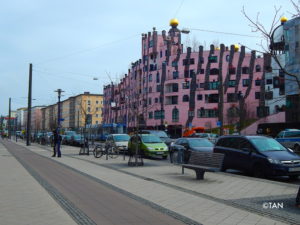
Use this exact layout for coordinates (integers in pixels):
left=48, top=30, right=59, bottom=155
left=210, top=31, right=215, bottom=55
left=93, top=145, right=104, bottom=158
left=109, top=146, right=119, bottom=159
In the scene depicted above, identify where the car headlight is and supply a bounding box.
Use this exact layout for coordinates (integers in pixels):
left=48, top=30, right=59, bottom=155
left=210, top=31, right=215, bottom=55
left=267, top=158, right=281, bottom=164
left=147, top=147, right=155, bottom=150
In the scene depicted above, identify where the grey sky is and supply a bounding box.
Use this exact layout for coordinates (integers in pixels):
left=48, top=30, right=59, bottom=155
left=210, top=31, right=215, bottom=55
left=0, top=0, right=295, bottom=115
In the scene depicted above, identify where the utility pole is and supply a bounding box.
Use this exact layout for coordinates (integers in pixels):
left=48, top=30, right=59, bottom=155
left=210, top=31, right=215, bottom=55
left=26, top=63, right=32, bottom=146
left=8, top=97, right=11, bottom=139
left=55, top=89, right=64, bottom=157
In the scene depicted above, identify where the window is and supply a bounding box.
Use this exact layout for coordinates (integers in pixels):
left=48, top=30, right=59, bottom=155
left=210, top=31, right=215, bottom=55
left=255, top=79, right=261, bottom=86
left=199, top=83, right=204, bottom=88
left=172, top=108, right=179, bottom=122
left=149, top=87, right=152, bottom=93
left=173, top=71, right=179, bottom=79
left=172, top=83, right=178, bottom=92
left=208, top=55, right=218, bottom=63
left=154, top=110, right=164, bottom=119
left=156, top=85, right=161, bottom=92
left=228, top=80, right=236, bottom=87
left=149, top=74, right=152, bottom=82
left=170, top=96, right=178, bottom=104
left=148, top=112, right=153, bottom=119
left=96, top=101, right=99, bottom=104
left=197, top=108, right=218, bottom=118
left=160, top=51, right=162, bottom=58
left=156, top=73, right=160, bottom=83
left=87, top=107, right=91, bottom=112
left=88, top=100, right=91, bottom=105
left=172, top=61, right=178, bottom=67
left=96, top=107, right=99, bottom=111
left=255, top=92, right=260, bottom=99
left=182, top=81, right=190, bottom=89
left=200, top=69, right=205, bottom=74
left=273, top=77, right=280, bottom=88
left=155, top=98, right=158, bottom=103
left=197, top=94, right=203, bottom=101
left=225, top=55, right=230, bottom=62
left=266, top=79, right=273, bottom=84
left=227, top=93, right=237, bottom=102
left=265, top=91, right=273, bottom=100
left=183, top=58, right=195, bottom=65
left=256, top=65, right=261, bottom=72
left=96, top=121, right=98, bottom=124
left=182, top=95, right=189, bottom=102
left=242, top=67, right=249, bottom=74
left=149, top=40, right=153, bottom=47
left=148, top=98, right=152, bottom=105
left=184, top=70, right=189, bottom=78
left=209, top=81, right=220, bottom=90
left=242, top=79, right=250, bottom=87
left=96, top=114, right=99, bottom=118
left=210, top=68, right=219, bottom=75
left=207, top=94, right=219, bottom=103
left=229, top=67, right=236, bottom=74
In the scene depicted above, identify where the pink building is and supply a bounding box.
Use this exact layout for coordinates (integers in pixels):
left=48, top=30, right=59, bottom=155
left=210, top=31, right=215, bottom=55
left=103, top=21, right=266, bottom=137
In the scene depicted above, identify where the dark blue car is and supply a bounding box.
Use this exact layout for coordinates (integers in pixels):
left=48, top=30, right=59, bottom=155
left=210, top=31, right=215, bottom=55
left=214, top=135, right=300, bottom=179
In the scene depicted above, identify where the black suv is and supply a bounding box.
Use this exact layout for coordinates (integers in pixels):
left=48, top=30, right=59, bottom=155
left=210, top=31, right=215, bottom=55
left=214, top=135, right=300, bottom=179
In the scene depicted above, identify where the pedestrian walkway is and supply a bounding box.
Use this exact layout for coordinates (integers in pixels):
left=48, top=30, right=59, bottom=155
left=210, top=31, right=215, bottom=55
left=0, top=141, right=76, bottom=225
left=10, top=140, right=300, bottom=225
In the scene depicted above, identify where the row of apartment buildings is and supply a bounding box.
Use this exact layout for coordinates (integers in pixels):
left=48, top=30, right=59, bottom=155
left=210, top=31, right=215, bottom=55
left=103, top=17, right=300, bottom=137
left=14, top=92, right=103, bottom=132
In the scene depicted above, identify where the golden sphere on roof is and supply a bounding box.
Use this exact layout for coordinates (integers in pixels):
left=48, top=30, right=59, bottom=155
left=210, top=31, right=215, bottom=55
left=280, top=16, right=288, bottom=23
left=234, top=44, right=239, bottom=52
left=170, top=18, right=179, bottom=27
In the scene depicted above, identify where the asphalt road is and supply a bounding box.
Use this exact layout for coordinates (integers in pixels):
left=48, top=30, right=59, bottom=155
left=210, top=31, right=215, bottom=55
left=2, top=140, right=186, bottom=225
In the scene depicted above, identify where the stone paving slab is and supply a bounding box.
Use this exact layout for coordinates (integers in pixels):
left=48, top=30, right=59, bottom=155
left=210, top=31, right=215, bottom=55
left=0, top=141, right=76, bottom=225
left=14, top=141, right=295, bottom=225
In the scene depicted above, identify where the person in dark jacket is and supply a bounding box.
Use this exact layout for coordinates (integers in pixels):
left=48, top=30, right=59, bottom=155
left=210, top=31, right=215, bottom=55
left=52, top=129, right=61, bottom=157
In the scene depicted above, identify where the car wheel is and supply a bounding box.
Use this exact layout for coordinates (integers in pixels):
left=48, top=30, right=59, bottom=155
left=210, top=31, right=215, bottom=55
left=220, top=165, right=227, bottom=172
left=289, top=175, right=299, bottom=180
left=171, top=151, right=178, bottom=164
left=253, top=165, right=265, bottom=178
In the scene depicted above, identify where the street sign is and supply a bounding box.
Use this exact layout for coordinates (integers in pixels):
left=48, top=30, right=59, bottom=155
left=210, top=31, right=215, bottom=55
left=217, top=121, right=221, bottom=127
left=59, top=118, right=65, bottom=121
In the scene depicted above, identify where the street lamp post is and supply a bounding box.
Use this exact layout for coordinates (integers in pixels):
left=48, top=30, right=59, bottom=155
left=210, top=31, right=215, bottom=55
left=55, top=89, right=64, bottom=157
left=26, top=63, right=33, bottom=146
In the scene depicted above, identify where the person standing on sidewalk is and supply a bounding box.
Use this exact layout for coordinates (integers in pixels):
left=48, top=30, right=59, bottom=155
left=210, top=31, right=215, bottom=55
left=52, top=130, right=61, bottom=157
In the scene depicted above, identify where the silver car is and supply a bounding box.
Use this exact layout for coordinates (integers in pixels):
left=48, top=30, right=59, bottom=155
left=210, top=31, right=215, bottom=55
left=275, top=129, right=300, bottom=154
left=105, top=134, right=130, bottom=152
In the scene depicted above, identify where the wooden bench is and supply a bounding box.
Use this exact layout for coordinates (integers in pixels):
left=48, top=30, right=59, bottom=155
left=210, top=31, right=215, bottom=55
left=181, top=151, right=224, bottom=180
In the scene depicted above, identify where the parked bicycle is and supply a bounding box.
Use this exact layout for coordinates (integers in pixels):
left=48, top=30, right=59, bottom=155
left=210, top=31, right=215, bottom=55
left=93, top=144, right=119, bottom=159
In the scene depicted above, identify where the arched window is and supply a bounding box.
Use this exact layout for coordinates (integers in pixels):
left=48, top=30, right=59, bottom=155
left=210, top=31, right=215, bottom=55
left=256, top=65, right=261, bottom=72
left=172, top=107, right=179, bottom=122
left=182, top=95, right=189, bottom=102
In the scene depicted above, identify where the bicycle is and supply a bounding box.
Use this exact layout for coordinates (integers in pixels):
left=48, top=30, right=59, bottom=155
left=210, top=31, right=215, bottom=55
left=93, top=144, right=105, bottom=158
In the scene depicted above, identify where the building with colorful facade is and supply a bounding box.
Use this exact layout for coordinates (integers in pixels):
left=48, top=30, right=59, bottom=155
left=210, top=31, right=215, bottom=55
left=103, top=19, right=267, bottom=137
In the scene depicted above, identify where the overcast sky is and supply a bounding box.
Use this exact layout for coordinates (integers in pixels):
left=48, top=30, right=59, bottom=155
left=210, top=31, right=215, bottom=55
left=0, top=0, right=296, bottom=115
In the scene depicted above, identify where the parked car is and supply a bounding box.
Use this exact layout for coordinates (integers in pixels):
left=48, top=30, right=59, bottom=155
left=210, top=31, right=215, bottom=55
left=140, top=130, right=174, bottom=147
left=105, top=134, right=130, bottom=152
left=170, top=138, right=214, bottom=163
left=275, top=129, right=300, bottom=154
left=64, top=131, right=77, bottom=145
left=190, top=133, right=219, bottom=143
left=128, top=134, right=168, bottom=159
left=214, top=135, right=300, bottom=179
left=71, top=134, right=84, bottom=146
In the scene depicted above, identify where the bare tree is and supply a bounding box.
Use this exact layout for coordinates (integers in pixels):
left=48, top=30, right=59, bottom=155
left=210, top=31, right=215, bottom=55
left=241, top=5, right=300, bottom=88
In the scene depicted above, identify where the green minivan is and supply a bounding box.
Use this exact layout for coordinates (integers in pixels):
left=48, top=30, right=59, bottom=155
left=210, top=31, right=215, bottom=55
left=128, top=134, right=169, bottom=159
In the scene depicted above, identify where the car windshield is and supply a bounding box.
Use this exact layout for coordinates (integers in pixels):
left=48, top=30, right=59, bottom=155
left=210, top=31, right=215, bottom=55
left=114, top=135, right=130, bottom=142
left=284, top=131, right=300, bottom=137
left=188, top=139, right=214, bottom=148
left=144, top=131, right=168, bottom=138
left=74, top=135, right=82, bottom=139
left=195, top=133, right=208, bottom=137
left=141, top=135, right=162, bottom=143
left=250, top=138, right=286, bottom=152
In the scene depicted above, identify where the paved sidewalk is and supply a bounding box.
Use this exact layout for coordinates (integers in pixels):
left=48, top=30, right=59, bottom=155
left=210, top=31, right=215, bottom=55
left=0, top=141, right=76, bottom=225
left=12, top=140, right=300, bottom=225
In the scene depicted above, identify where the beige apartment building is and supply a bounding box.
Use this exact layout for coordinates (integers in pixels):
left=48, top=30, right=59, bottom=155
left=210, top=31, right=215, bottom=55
left=42, top=92, right=103, bottom=131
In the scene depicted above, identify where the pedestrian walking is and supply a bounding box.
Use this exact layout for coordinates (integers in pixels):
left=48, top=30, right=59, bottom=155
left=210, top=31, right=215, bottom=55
left=296, top=186, right=300, bottom=208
